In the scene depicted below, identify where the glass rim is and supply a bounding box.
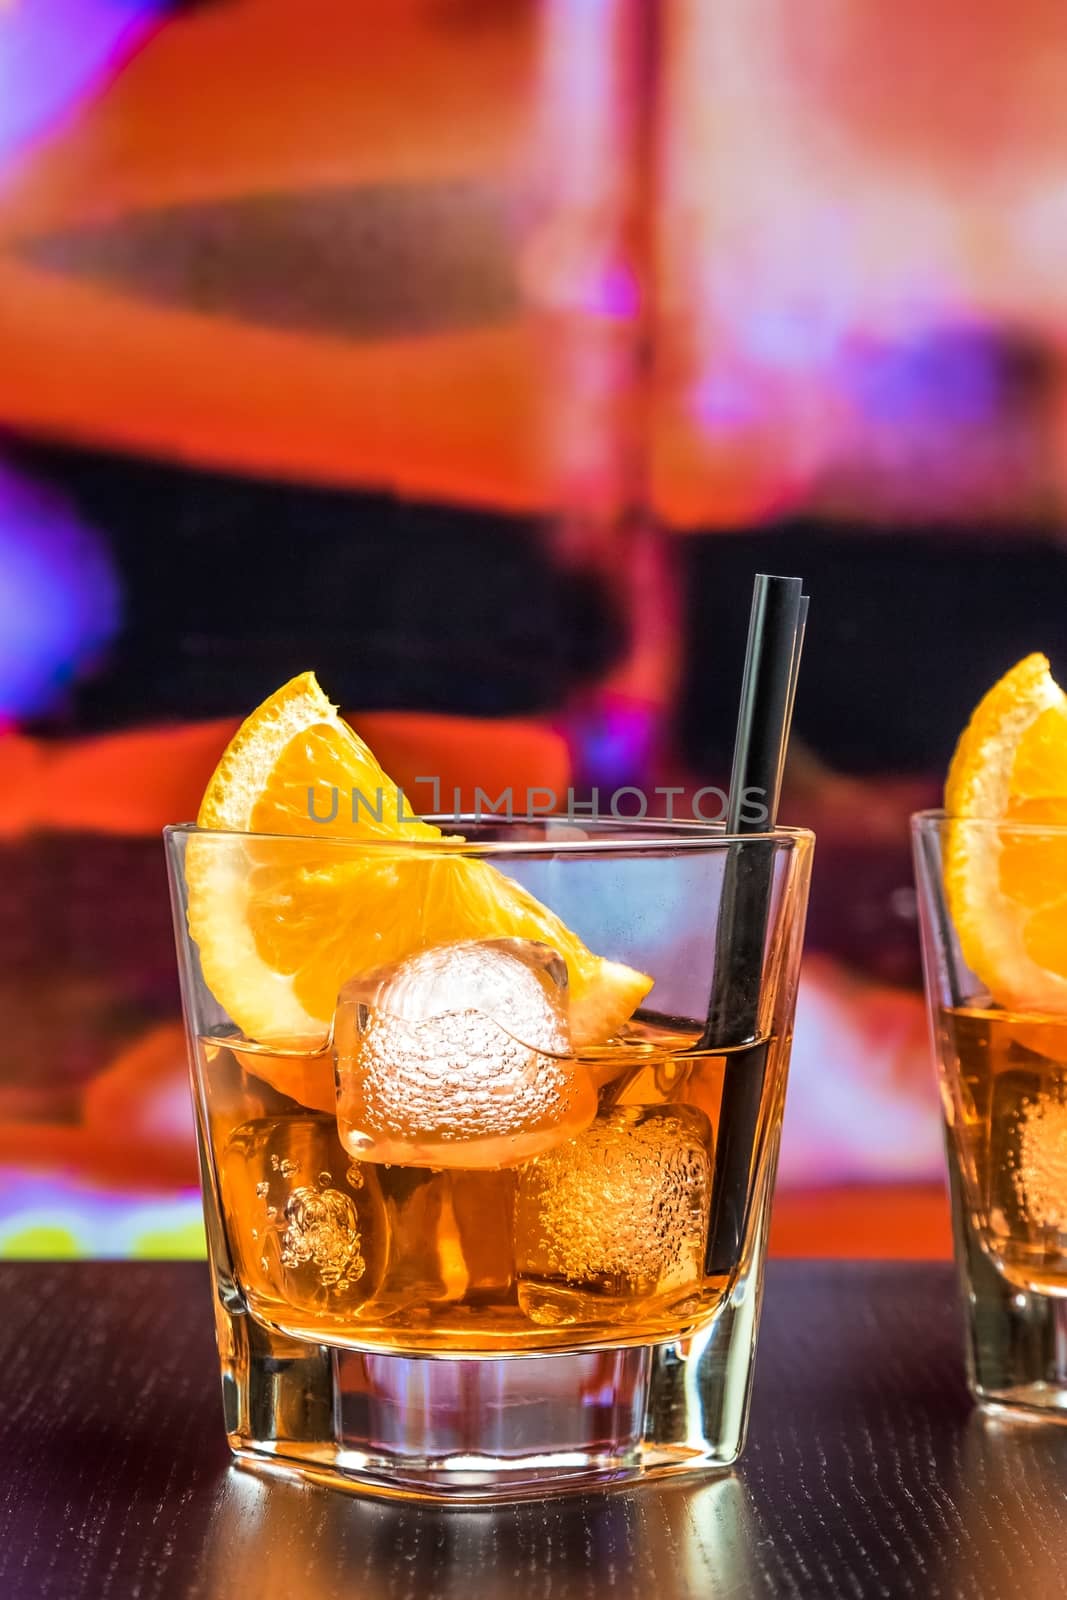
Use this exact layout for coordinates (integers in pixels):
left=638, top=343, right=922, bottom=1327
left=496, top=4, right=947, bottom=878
left=164, top=814, right=814, bottom=857
left=912, top=807, right=1067, bottom=837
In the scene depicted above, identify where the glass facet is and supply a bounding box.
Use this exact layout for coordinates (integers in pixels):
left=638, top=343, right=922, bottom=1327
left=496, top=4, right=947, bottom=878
left=166, top=818, right=813, bottom=1500
left=913, top=812, right=1067, bottom=1420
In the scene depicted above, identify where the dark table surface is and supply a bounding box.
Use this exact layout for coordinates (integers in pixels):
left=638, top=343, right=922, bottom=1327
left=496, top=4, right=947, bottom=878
left=2, top=1261, right=1066, bottom=1600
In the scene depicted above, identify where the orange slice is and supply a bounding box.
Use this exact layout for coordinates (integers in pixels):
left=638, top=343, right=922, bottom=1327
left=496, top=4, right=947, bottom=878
left=944, top=653, right=1067, bottom=1011
left=187, top=673, right=652, bottom=1066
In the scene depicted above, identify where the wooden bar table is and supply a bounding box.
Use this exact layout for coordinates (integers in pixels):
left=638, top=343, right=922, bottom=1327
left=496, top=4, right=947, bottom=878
left=2, top=1261, right=1066, bottom=1599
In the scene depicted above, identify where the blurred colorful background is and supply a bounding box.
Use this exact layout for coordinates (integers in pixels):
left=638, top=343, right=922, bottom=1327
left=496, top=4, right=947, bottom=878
left=3, top=0, right=1067, bottom=1259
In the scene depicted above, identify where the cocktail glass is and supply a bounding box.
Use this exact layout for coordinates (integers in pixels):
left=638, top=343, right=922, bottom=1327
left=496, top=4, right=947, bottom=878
left=165, top=817, right=812, bottom=1500
left=914, top=811, right=1067, bottom=1420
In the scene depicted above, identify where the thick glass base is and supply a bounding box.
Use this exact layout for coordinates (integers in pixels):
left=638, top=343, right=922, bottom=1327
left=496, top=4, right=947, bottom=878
left=948, top=1161, right=1067, bottom=1422
left=979, top=1388, right=1067, bottom=1424
left=968, top=1270, right=1067, bottom=1422
left=213, top=1272, right=762, bottom=1503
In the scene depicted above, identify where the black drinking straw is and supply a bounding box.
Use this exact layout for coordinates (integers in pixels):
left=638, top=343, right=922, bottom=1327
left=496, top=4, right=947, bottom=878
left=703, top=575, right=807, bottom=1275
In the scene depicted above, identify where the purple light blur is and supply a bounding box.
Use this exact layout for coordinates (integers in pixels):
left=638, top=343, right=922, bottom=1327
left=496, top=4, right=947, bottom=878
left=0, top=461, right=121, bottom=718
left=0, top=0, right=163, bottom=161
left=570, top=699, right=659, bottom=788
left=845, top=328, right=1005, bottom=428
left=691, top=372, right=764, bottom=432
left=589, top=260, right=640, bottom=321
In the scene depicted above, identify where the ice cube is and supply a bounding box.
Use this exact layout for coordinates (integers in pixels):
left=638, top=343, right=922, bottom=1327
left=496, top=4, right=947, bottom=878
left=220, top=1115, right=389, bottom=1317
left=334, top=938, right=597, bottom=1170
left=359, top=1166, right=519, bottom=1322
left=1012, top=1090, right=1067, bottom=1233
left=514, top=1104, right=711, bottom=1324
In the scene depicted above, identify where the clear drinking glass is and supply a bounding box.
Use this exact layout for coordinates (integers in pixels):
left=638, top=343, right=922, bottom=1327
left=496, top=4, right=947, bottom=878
left=165, top=817, right=812, bottom=1500
left=913, top=811, right=1067, bottom=1420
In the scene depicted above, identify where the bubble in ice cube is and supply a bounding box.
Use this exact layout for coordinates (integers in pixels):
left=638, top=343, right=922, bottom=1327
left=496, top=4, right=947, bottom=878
left=1007, top=1082, right=1067, bottom=1232
left=220, top=1115, right=388, bottom=1316
left=280, top=1186, right=364, bottom=1285
left=334, top=938, right=597, bottom=1170
left=514, top=1105, right=711, bottom=1324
